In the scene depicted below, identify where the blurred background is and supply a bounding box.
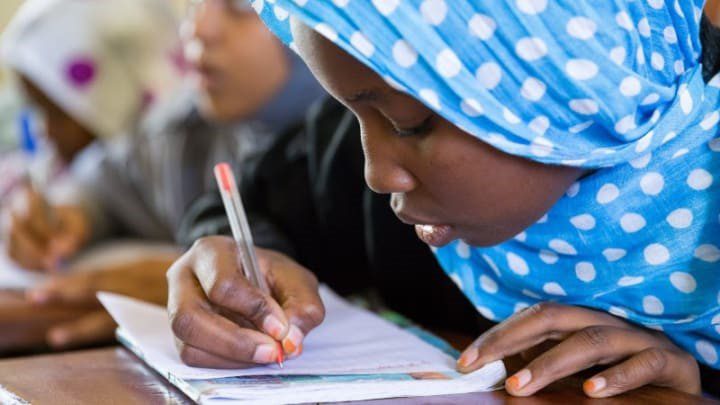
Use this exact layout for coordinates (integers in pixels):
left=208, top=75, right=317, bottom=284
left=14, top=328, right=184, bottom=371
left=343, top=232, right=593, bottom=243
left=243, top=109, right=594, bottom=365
left=0, top=0, right=27, bottom=151
left=0, top=0, right=191, bottom=152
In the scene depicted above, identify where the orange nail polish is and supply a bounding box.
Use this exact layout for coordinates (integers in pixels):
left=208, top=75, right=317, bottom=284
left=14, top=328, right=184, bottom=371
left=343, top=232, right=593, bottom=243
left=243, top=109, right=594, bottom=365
left=282, top=325, right=304, bottom=355
left=584, top=377, right=606, bottom=393
left=283, top=338, right=296, bottom=354
left=506, top=376, right=520, bottom=391
left=506, top=369, right=532, bottom=391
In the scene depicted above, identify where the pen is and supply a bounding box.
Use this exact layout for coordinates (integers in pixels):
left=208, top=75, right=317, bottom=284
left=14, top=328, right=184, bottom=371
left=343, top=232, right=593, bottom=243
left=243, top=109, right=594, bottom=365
left=20, top=108, right=55, bottom=218
left=213, top=162, right=284, bottom=368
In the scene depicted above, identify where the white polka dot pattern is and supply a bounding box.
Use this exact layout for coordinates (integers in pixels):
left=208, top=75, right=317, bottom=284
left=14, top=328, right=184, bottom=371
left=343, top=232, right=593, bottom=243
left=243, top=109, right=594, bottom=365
left=258, top=0, right=720, bottom=369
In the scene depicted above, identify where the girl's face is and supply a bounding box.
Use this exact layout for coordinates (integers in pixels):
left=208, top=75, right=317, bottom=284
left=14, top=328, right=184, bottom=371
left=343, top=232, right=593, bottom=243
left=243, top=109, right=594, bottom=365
left=292, top=21, right=585, bottom=247
left=19, top=75, right=96, bottom=163
left=189, top=1, right=289, bottom=122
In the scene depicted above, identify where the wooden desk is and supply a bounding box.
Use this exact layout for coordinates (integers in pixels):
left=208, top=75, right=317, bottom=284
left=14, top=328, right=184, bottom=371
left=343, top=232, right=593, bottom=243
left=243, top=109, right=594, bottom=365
left=0, top=347, right=715, bottom=404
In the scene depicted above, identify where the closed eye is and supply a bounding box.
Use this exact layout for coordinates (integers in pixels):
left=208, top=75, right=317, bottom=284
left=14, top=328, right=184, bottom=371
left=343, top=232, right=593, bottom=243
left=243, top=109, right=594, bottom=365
left=391, top=116, right=434, bottom=138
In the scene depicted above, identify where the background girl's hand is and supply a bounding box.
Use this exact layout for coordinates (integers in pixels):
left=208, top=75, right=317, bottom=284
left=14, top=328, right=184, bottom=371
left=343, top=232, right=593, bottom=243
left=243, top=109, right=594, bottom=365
left=2, top=187, right=89, bottom=272
left=27, top=256, right=176, bottom=349
left=457, top=303, right=701, bottom=398
left=166, top=236, right=325, bottom=368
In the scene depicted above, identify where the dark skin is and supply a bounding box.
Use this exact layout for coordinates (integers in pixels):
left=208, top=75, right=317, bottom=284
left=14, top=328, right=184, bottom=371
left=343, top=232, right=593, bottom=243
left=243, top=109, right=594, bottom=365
left=19, top=75, right=96, bottom=163
left=288, top=21, right=700, bottom=397
left=1, top=75, right=95, bottom=273
left=289, top=23, right=582, bottom=248
left=168, top=22, right=700, bottom=397
left=165, top=21, right=701, bottom=398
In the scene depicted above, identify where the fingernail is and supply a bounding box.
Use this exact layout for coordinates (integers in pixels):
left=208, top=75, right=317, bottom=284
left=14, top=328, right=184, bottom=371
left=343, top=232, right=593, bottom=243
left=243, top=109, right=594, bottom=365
left=282, top=324, right=304, bottom=355
left=584, top=377, right=606, bottom=393
left=262, top=315, right=286, bottom=340
left=457, top=349, right=479, bottom=368
left=253, top=344, right=278, bottom=363
left=507, top=369, right=532, bottom=391
left=28, top=290, right=48, bottom=304
left=48, top=329, right=68, bottom=347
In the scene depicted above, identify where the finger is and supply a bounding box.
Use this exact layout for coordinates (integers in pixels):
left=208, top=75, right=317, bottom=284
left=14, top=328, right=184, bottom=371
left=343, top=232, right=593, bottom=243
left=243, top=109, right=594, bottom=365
left=457, top=303, right=630, bottom=372
left=584, top=348, right=701, bottom=398
left=215, top=306, right=256, bottom=329
left=262, top=250, right=324, bottom=356
left=519, top=340, right=559, bottom=363
left=504, top=325, right=675, bottom=396
left=191, top=237, right=290, bottom=340
left=48, top=206, right=87, bottom=260
left=27, top=273, right=100, bottom=307
left=46, top=311, right=116, bottom=350
left=7, top=214, right=52, bottom=270
left=175, top=339, right=256, bottom=369
left=24, top=188, right=56, bottom=239
left=167, top=260, right=281, bottom=364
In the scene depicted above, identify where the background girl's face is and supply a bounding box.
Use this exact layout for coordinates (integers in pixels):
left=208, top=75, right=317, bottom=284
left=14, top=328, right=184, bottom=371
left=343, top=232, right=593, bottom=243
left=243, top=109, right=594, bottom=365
left=19, top=75, right=96, bottom=163
left=188, top=0, right=289, bottom=122
left=291, top=21, right=585, bottom=247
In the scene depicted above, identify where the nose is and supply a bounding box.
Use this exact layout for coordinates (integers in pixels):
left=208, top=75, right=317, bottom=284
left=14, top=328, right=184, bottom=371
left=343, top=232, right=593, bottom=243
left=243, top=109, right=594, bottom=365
left=192, top=0, right=225, bottom=46
left=361, top=128, right=417, bottom=195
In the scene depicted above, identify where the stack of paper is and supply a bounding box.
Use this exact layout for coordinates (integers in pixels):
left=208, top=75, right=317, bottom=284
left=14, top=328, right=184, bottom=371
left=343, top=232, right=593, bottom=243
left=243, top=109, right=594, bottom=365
left=100, top=286, right=506, bottom=404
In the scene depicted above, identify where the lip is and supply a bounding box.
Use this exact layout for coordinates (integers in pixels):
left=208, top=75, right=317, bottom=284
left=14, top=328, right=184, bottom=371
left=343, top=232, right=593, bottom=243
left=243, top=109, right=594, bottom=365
left=194, top=58, right=224, bottom=90
left=414, top=224, right=455, bottom=247
left=392, top=195, right=457, bottom=247
left=394, top=212, right=456, bottom=247
left=395, top=211, right=442, bottom=227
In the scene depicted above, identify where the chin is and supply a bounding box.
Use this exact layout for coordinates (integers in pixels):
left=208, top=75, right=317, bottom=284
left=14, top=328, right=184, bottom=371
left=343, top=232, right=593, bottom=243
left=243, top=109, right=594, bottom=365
left=199, top=97, right=255, bottom=123
left=197, top=99, right=231, bottom=122
left=459, top=228, right=518, bottom=248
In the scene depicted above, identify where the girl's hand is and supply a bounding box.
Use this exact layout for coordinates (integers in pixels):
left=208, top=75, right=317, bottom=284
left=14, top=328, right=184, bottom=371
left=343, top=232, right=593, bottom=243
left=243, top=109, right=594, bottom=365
left=457, top=303, right=701, bottom=397
left=166, top=236, right=325, bottom=368
left=27, top=255, right=177, bottom=349
left=2, top=187, right=89, bottom=272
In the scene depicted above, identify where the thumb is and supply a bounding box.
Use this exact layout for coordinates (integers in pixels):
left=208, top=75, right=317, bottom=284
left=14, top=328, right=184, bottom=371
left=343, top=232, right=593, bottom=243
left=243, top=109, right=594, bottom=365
left=46, top=311, right=116, bottom=350
left=27, top=274, right=98, bottom=307
left=48, top=207, right=88, bottom=261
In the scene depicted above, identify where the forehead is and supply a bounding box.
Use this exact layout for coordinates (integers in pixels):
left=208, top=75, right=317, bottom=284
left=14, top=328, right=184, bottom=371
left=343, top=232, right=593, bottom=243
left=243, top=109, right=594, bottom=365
left=290, top=19, right=386, bottom=98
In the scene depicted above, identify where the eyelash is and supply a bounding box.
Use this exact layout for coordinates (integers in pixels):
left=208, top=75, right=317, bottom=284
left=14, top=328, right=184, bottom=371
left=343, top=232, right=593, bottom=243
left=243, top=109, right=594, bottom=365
left=391, top=116, right=434, bottom=138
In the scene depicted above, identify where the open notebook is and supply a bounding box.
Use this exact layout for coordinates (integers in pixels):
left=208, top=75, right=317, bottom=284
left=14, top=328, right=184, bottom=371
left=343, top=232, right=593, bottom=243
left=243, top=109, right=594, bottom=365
left=99, top=286, right=506, bottom=404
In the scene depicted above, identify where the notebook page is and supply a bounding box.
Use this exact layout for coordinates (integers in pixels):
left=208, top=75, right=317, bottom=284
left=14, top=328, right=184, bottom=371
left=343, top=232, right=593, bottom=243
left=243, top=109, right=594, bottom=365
left=0, top=243, right=45, bottom=290
left=100, top=286, right=467, bottom=380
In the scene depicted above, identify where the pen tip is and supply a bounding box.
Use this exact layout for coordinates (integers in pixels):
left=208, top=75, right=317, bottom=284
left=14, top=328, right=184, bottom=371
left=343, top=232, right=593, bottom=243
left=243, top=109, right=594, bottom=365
left=276, top=342, right=284, bottom=368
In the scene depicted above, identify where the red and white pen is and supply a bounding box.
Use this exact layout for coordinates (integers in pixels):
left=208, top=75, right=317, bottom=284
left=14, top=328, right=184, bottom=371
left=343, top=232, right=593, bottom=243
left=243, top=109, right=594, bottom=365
left=213, top=162, right=284, bottom=368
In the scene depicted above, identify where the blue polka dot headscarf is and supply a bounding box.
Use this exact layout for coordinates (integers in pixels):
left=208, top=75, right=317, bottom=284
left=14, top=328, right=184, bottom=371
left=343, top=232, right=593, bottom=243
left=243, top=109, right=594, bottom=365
left=256, top=0, right=720, bottom=368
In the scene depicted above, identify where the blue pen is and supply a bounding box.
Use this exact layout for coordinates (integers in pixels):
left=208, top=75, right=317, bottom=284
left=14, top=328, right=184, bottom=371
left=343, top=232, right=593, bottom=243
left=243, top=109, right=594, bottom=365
left=18, top=109, right=63, bottom=269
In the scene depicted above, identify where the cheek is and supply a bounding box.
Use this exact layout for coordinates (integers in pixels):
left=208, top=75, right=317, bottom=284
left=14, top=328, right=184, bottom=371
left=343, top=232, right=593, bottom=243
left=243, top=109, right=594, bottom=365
left=411, top=125, right=581, bottom=244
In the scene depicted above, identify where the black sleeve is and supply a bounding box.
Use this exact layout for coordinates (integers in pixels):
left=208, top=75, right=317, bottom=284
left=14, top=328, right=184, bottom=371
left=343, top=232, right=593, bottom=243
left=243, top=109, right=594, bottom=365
left=174, top=118, right=312, bottom=258
left=175, top=190, right=297, bottom=257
